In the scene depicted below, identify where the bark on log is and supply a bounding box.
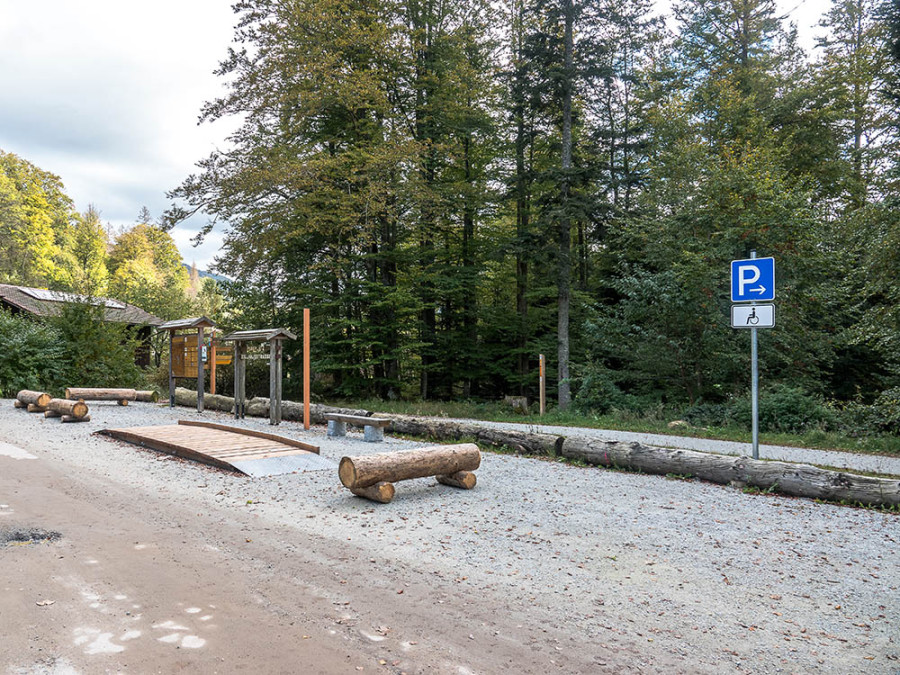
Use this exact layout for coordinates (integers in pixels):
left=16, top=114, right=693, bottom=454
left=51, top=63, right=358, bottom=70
left=174, top=387, right=234, bottom=412
left=339, top=444, right=481, bottom=489
left=384, top=415, right=561, bottom=456
left=436, top=471, right=477, bottom=489
left=13, top=400, right=25, bottom=409
left=65, top=387, right=137, bottom=401
left=135, top=390, right=159, bottom=402
left=48, top=398, right=89, bottom=419
left=61, top=414, right=90, bottom=423
left=27, top=404, right=48, bottom=413
left=561, top=437, right=900, bottom=507
left=17, top=390, right=51, bottom=407
left=350, top=482, right=395, bottom=504
left=44, top=410, right=61, bottom=418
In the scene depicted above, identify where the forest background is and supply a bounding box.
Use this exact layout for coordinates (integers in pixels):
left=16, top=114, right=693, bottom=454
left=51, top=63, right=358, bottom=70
left=1, top=0, right=899, bottom=440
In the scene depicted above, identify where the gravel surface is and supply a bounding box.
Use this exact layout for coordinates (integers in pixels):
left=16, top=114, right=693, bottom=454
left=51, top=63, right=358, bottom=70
left=1, top=400, right=898, bottom=673
left=453, top=419, right=900, bottom=476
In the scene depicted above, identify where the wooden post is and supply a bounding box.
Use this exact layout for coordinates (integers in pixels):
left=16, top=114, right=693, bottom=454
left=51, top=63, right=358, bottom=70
left=196, top=326, right=205, bottom=413
left=168, top=329, right=175, bottom=408
left=234, top=342, right=245, bottom=419
left=210, top=329, right=217, bottom=396
left=539, top=353, right=546, bottom=416
left=269, top=339, right=281, bottom=425
left=304, top=308, right=310, bottom=430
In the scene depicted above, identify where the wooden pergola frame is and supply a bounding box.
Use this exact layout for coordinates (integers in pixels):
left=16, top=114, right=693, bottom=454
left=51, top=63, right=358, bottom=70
left=158, top=316, right=216, bottom=413
left=223, top=328, right=297, bottom=425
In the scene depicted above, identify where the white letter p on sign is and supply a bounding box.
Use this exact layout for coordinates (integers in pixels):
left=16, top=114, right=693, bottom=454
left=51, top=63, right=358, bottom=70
left=738, top=265, right=760, bottom=295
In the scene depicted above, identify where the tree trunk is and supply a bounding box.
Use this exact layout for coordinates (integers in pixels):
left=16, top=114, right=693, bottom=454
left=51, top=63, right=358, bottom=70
left=561, top=437, right=900, bottom=507
left=339, top=444, right=481, bottom=489
left=48, top=398, right=89, bottom=419
left=17, top=390, right=51, bottom=407
left=557, top=0, right=575, bottom=411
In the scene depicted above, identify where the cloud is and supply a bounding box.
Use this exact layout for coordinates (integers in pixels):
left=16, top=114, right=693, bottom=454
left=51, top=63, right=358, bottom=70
left=0, top=0, right=236, bottom=268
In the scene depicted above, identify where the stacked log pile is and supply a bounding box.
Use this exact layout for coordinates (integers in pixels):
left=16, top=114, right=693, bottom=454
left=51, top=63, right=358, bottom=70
left=339, top=444, right=481, bottom=503
left=14, top=390, right=51, bottom=412
left=13, top=390, right=90, bottom=422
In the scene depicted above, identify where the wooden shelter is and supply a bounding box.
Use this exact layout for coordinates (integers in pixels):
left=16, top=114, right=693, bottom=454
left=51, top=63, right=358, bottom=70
left=158, top=316, right=216, bottom=412
left=223, top=328, right=296, bottom=425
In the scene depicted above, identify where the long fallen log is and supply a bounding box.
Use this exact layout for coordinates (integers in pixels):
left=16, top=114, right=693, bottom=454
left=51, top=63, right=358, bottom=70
left=135, top=390, right=159, bottom=403
left=27, top=404, right=48, bottom=413
left=174, top=387, right=234, bottom=412
left=339, top=444, right=481, bottom=489
left=65, top=387, right=136, bottom=401
left=17, top=390, right=51, bottom=407
left=47, top=398, right=89, bottom=419
left=561, top=437, right=900, bottom=507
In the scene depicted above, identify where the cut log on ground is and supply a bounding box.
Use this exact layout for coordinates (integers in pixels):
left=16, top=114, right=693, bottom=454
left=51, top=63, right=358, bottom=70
left=349, top=482, right=395, bottom=504
left=27, top=404, right=48, bottom=413
left=44, top=410, right=61, bottom=418
left=65, top=387, right=137, bottom=401
left=118, top=399, right=128, bottom=406
left=339, top=444, right=481, bottom=490
left=436, top=471, right=477, bottom=489
left=135, top=390, right=158, bottom=402
left=61, top=414, right=90, bottom=423
left=561, top=437, right=900, bottom=507
left=174, top=387, right=234, bottom=412
left=13, top=400, right=25, bottom=409
left=47, top=398, right=89, bottom=419
left=17, top=390, right=51, bottom=408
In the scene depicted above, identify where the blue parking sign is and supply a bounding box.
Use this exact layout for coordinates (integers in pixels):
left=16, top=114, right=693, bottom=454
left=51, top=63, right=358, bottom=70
left=731, top=257, right=775, bottom=302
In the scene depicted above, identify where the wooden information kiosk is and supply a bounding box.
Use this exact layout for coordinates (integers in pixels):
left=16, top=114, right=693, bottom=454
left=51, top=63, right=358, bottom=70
left=223, top=328, right=296, bottom=425
left=159, top=316, right=216, bottom=412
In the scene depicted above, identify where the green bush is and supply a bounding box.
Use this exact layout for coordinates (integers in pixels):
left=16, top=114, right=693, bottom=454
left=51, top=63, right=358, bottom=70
left=872, top=387, right=900, bottom=433
left=47, top=303, right=144, bottom=390
left=0, top=310, right=66, bottom=397
left=573, top=366, right=624, bottom=415
left=681, top=402, right=731, bottom=428
left=727, top=384, right=835, bottom=433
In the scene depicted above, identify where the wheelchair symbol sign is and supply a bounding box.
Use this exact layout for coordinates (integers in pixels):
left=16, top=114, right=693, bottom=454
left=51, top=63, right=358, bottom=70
left=731, top=304, right=775, bottom=329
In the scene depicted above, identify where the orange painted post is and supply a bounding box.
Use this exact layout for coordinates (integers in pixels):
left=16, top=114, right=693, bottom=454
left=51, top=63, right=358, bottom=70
left=210, top=329, right=217, bottom=395
left=304, top=308, right=310, bottom=430
left=539, top=354, right=546, bottom=416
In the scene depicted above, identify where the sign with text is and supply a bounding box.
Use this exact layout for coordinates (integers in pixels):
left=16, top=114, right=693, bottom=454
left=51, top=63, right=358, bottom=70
left=731, top=257, right=775, bottom=302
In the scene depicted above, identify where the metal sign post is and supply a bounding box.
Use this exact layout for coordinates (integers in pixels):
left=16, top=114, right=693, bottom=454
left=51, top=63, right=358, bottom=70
left=731, top=251, right=775, bottom=460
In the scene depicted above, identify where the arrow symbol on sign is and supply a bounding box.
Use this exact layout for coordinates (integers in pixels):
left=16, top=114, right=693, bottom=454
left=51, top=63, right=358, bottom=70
left=751, top=285, right=766, bottom=294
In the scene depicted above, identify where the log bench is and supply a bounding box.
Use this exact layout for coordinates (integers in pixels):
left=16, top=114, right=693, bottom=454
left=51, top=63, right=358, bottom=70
left=339, top=443, right=481, bottom=503
left=324, top=413, right=392, bottom=442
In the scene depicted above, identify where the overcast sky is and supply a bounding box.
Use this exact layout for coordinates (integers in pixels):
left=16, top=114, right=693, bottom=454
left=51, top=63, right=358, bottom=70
left=0, top=0, right=831, bottom=272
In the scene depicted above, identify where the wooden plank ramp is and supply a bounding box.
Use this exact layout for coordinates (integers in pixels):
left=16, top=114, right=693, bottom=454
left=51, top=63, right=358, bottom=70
left=102, top=420, right=335, bottom=477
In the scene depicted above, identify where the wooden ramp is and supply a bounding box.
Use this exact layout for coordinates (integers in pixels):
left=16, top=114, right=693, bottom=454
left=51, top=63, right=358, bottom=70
left=102, top=420, right=335, bottom=477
